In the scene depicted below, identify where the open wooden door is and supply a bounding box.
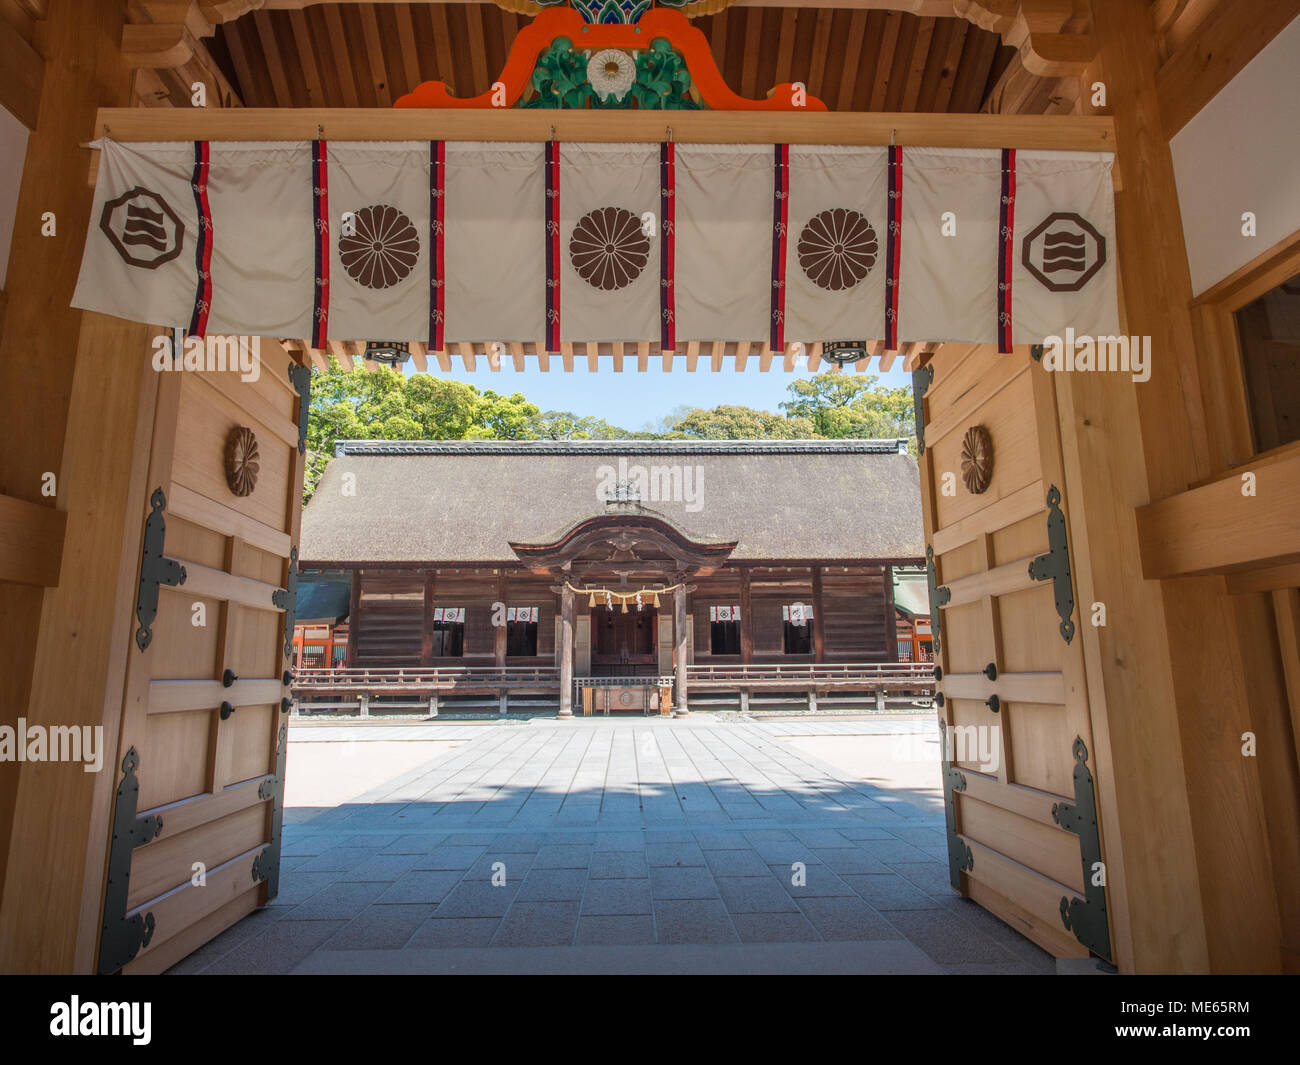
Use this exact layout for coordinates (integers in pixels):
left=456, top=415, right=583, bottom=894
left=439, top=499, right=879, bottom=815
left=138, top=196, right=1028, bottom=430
left=96, top=338, right=308, bottom=974
left=915, top=343, right=1115, bottom=965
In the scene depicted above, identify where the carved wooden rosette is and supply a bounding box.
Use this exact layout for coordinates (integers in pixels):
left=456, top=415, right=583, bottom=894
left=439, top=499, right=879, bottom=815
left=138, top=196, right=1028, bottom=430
left=225, top=426, right=260, bottom=497
left=960, top=425, right=993, bottom=494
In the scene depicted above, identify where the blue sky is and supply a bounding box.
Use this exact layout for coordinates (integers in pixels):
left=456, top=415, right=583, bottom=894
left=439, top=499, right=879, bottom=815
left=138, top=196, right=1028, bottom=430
left=406, top=358, right=914, bottom=431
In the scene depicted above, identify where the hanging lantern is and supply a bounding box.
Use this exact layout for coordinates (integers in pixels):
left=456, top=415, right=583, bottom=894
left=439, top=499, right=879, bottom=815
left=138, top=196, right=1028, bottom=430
left=363, top=340, right=411, bottom=366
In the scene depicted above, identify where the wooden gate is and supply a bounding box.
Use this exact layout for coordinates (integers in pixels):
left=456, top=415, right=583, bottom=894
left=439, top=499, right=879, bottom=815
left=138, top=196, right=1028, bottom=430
left=916, top=343, right=1113, bottom=964
left=97, top=338, right=308, bottom=974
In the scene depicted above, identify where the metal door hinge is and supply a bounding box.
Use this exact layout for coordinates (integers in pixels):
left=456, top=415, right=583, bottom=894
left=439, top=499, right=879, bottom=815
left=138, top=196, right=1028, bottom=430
left=135, top=488, right=187, bottom=651
left=1053, top=737, right=1112, bottom=963
left=926, top=544, right=948, bottom=656
left=98, top=748, right=163, bottom=974
left=271, top=547, right=299, bottom=661
left=1028, top=485, right=1076, bottom=643
left=251, top=723, right=288, bottom=901
left=288, top=362, right=311, bottom=455
left=912, top=363, right=934, bottom=455
left=938, top=720, right=974, bottom=891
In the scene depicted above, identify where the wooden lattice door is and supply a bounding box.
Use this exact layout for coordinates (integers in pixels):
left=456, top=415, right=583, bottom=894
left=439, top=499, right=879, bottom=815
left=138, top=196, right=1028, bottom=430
left=96, top=338, right=308, bottom=974
left=915, top=344, right=1114, bottom=964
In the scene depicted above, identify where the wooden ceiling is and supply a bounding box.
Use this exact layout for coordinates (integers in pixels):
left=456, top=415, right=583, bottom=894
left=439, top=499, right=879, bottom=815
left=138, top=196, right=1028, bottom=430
left=209, top=3, right=1017, bottom=112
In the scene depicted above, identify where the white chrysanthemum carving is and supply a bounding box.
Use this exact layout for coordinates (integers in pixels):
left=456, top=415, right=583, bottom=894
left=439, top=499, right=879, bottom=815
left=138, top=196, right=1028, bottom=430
left=587, top=49, right=636, bottom=103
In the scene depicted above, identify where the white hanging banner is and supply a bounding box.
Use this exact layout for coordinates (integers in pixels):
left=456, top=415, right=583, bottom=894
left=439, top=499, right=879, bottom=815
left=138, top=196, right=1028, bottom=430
left=558, top=143, right=660, bottom=343
left=782, top=145, right=888, bottom=347
left=72, top=139, right=1118, bottom=351
left=672, top=143, right=772, bottom=344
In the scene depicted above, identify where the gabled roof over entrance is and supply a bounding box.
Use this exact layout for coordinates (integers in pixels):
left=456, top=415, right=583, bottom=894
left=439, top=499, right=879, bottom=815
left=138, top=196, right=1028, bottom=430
left=300, top=438, right=924, bottom=565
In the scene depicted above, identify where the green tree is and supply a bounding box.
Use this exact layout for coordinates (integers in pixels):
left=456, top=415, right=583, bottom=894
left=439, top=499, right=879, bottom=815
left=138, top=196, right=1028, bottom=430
left=780, top=372, right=915, bottom=449
left=668, top=404, right=818, bottom=440
left=304, top=357, right=544, bottom=500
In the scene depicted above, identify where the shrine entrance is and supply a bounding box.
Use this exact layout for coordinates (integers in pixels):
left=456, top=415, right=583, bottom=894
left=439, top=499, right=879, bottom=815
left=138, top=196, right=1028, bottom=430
left=590, top=605, right=658, bottom=676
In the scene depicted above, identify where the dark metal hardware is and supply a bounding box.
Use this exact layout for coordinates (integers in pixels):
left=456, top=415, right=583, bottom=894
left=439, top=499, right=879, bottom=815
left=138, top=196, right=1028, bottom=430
left=1030, top=343, right=1044, bottom=362
left=288, top=362, right=311, bottom=455
left=98, top=748, right=163, bottom=974
left=271, top=548, right=299, bottom=661
left=1053, top=737, right=1112, bottom=963
left=280, top=698, right=292, bottom=714
left=220, top=701, right=235, bottom=720
left=984, top=662, right=997, bottom=681
left=1028, top=485, right=1076, bottom=643
left=933, top=665, right=942, bottom=681
left=251, top=723, right=288, bottom=900
left=938, top=720, right=974, bottom=891
left=926, top=544, right=946, bottom=657
left=282, top=670, right=293, bottom=686
left=134, top=488, right=187, bottom=651
left=222, top=669, right=237, bottom=687
left=912, top=362, right=934, bottom=454
left=985, top=695, right=1000, bottom=713
left=935, top=692, right=945, bottom=708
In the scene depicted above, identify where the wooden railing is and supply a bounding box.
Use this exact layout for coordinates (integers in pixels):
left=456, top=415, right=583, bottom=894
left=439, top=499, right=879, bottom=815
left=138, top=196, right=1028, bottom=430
left=687, top=663, right=935, bottom=685
left=293, top=666, right=559, bottom=691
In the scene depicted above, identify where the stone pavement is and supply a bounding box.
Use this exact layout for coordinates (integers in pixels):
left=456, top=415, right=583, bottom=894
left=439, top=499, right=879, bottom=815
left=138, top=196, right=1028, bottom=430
left=169, top=716, right=1055, bottom=975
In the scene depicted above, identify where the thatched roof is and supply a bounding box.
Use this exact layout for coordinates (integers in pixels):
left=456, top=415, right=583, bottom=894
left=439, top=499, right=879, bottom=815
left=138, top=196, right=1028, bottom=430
left=300, top=439, right=924, bottom=565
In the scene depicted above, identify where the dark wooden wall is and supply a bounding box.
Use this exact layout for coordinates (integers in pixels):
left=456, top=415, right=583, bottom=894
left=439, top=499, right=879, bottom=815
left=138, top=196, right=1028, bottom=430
left=351, top=568, right=555, bottom=667
left=347, top=563, right=899, bottom=668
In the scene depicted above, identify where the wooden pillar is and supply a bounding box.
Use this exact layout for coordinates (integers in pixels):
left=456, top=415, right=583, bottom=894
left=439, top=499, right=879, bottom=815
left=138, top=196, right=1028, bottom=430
left=1064, top=0, right=1283, bottom=973
left=884, top=565, right=899, bottom=662
left=739, top=567, right=753, bottom=664
left=420, top=571, right=435, bottom=665
left=558, top=582, right=574, bottom=718
left=0, top=0, right=155, bottom=974
left=346, top=570, right=361, bottom=667
left=494, top=571, right=507, bottom=668
left=673, top=582, right=689, bottom=716
left=811, top=565, right=826, bottom=662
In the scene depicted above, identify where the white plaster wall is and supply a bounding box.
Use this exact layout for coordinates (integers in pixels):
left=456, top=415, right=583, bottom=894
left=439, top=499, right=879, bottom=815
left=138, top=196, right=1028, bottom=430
left=1170, top=15, right=1300, bottom=297
left=0, top=105, right=30, bottom=291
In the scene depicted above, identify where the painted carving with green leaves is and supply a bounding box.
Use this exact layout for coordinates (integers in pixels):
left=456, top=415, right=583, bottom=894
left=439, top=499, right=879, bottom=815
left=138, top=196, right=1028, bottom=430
left=520, top=37, right=703, bottom=109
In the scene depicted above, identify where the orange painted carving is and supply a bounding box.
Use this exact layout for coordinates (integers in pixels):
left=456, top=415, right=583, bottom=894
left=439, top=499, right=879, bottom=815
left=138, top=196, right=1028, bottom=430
left=393, top=8, right=827, bottom=112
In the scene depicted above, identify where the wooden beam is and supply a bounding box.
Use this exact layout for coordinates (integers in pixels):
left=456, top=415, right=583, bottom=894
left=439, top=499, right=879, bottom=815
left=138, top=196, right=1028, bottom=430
left=734, top=340, right=750, bottom=371
left=1155, top=0, right=1300, bottom=139
left=637, top=340, right=649, bottom=372
left=0, top=493, right=66, bottom=587
left=1136, top=452, right=1300, bottom=579
left=89, top=108, right=1119, bottom=154
left=612, top=341, right=624, bottom=372
left=710, top=341, right=724, bottom=372
left=0, top=13, right=42, bottom=129
left=685, top=340, right=699, bottom=372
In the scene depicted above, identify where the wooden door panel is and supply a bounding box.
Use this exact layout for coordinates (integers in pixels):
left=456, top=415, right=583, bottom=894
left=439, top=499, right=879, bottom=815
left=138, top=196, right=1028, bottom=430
left=919, top=344, right=1113, bottom=964
left=93, top=342, right=307, bottom=975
